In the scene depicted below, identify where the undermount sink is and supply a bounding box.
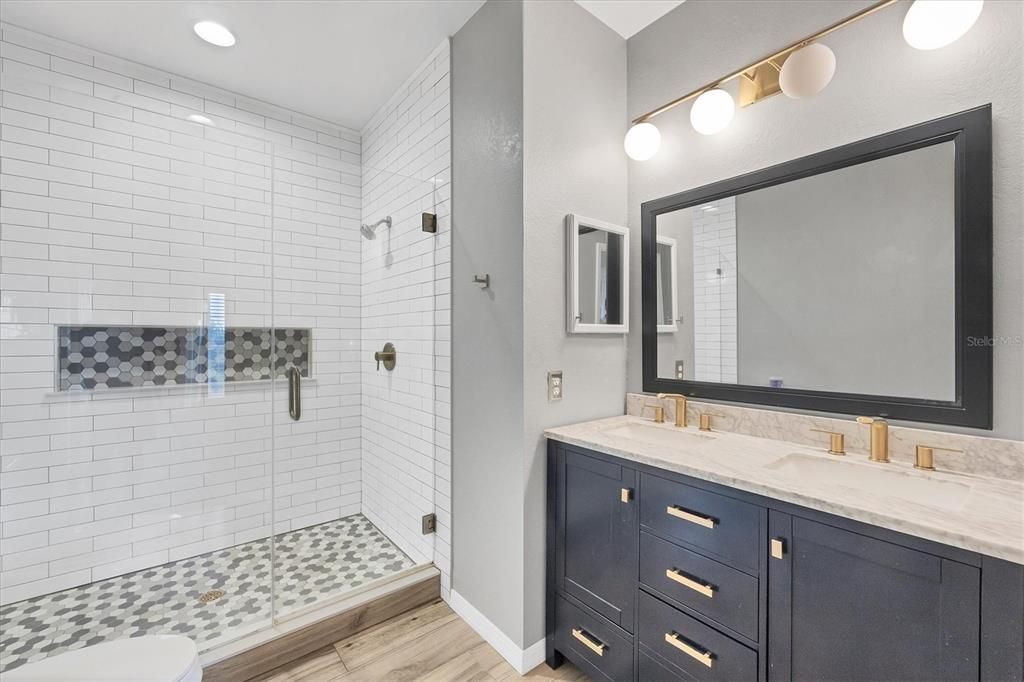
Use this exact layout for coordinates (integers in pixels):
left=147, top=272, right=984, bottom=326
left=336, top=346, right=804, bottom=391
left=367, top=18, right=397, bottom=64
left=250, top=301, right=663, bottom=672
left=766, top=452, right=972, bottom=509
left=604, top=422, right=715, bottom=447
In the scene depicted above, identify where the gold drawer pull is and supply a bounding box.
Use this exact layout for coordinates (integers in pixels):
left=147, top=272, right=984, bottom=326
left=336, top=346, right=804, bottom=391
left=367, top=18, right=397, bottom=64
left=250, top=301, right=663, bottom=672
left=666, top=568, right=715, bottom=598
left=571, top=628, right=606, bottom=657
left=666, top=505, right=716, bottom=529
left=771, top=538, right=785, bottom=560
left=620, top=487, right=633, bottom=503
left=665, top=632, right=713, bottom=668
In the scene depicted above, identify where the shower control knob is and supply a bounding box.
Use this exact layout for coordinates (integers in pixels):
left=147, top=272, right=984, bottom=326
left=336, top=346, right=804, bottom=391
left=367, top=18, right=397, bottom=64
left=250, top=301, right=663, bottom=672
left=375, top=342, right=397, bottom=371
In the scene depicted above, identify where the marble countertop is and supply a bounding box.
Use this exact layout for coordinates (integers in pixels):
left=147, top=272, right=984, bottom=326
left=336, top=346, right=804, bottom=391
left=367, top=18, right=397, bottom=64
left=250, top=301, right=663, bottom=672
left=546, top=415, right=1024, bottom=565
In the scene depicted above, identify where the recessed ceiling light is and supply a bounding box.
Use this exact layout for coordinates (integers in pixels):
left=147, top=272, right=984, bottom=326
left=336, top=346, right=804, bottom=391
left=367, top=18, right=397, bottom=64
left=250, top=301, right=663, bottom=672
left=186, top=113, right=214, bottom=125
left=193, top=21, right=235, bottom=47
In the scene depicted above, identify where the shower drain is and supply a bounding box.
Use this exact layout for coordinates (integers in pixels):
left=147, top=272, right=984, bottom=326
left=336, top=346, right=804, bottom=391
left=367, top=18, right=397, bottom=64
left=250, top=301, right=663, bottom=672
left=198, top=589, right=225, bottom=603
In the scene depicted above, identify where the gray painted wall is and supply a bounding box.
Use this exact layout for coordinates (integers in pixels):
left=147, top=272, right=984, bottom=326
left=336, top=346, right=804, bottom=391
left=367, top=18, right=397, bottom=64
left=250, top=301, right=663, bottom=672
left=451, top=0, right=526, bottom=644
left=522, top=0, right=628, bottom=647
left=451, top=0, right=627, bottom=650
left=736, top=142, right=956, bottom=399
left=627, top=0, right=1023, bottom=439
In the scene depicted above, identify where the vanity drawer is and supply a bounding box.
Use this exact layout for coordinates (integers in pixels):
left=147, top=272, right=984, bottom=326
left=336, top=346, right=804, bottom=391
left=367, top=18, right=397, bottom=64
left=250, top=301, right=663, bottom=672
left=638, top=591, right=757, bottom=681
left=639, top=648, right=686, bottom=681
left=641, top=473, right=760, bottom=574
left=640, top=531, right=759, bottom=641
left=554, top=594, right=633, bottom=681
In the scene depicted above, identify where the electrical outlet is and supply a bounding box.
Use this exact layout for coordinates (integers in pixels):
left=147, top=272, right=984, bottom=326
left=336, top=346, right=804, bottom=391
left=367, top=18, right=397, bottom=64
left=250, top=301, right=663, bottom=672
left=675, top=361, right=685, bottom=380
left=547, top=371, right=563, bottom=401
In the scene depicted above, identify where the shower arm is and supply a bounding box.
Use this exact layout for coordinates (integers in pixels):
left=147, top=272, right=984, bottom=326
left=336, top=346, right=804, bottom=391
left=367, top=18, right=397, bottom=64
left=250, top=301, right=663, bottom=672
left=366, top=216, right=392, bottom=230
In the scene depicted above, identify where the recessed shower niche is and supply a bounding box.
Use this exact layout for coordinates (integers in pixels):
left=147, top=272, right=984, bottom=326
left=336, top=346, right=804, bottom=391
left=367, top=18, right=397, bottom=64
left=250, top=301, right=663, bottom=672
left=57, top=326, right=311, bottom=391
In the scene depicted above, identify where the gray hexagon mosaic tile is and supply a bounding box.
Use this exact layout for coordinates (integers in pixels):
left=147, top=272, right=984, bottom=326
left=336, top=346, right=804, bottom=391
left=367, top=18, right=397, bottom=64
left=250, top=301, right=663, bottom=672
left=57, top=326, right=310, bottom=391
left=0, top=515, right=412, bottom=673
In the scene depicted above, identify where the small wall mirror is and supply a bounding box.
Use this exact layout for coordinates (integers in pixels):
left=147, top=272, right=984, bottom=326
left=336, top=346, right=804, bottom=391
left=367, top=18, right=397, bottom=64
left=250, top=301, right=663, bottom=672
left=566, top=214, right=629, bottom=334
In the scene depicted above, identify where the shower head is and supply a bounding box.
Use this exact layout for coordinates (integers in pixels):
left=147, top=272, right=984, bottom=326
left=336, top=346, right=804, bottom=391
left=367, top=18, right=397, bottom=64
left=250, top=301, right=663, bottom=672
left=360, top=215, right=392, bottom=240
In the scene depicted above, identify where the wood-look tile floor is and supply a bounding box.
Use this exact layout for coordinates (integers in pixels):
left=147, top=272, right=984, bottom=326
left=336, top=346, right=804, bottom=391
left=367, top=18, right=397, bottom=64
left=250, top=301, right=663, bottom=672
left=248, top=600, right=585, bottom=682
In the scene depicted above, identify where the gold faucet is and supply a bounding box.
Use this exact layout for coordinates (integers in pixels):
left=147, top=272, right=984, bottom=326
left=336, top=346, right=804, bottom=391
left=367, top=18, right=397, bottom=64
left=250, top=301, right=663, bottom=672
left=657, top=393, right=688, bottom=427
left=856, top=416, right=889, bottom=463
left=641, top=400, right=665, bottom=423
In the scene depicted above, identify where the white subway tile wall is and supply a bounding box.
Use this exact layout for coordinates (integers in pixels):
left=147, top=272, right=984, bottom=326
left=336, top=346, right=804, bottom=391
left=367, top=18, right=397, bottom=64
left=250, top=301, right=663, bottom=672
left=0, top=23, right=364, bottom=604
left=692, top=197, right=738, bottom=383
left=359, top=40, right=452, bottom=598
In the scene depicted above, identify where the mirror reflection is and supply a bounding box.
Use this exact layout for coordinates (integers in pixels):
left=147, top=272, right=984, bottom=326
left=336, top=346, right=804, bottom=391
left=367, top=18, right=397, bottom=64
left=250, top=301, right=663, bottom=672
left=574, top=224, right=625, bottom=327
left=567, top=213, right=629, bottom=333
left=655, top=237, right=679, bottom=332
left=655, top=140, right=956, bottom=400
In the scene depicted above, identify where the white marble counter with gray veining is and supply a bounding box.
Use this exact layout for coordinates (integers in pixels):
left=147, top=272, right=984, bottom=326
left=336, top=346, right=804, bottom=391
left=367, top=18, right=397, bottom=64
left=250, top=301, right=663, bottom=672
left=546, top=414, right=1024, bottom=565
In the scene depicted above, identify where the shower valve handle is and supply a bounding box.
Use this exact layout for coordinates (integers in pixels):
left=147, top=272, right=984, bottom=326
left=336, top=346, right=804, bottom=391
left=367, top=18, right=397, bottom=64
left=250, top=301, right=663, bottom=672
left=375, top=343, right=397, bottom=371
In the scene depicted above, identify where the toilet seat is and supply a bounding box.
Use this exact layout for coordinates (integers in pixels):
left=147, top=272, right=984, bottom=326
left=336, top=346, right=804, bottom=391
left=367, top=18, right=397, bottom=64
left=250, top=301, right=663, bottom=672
left=4, top=635, right=202, bottom=682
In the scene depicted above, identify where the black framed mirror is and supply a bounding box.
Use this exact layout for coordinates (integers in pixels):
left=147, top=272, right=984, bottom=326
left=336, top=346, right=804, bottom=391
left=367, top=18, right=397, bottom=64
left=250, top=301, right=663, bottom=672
left=642, top=105, right=992, bottom=428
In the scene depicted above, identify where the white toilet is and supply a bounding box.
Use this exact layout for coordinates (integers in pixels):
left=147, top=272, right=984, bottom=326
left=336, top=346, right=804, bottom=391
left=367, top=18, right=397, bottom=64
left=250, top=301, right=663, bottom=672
left=5, top=635, right=202, bottom=682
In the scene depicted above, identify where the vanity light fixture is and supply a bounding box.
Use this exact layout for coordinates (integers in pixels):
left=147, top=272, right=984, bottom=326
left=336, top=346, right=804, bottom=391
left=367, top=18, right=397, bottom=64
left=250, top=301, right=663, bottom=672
left=689, top=88, right=735, bottom=135
left=779, top=43, right=836, bottom=99
left=624, top=0, right=927, bottom=158
left=624, top=121, right=661, bottom=161
left=194, top=20, right=236, bottom=47
left=902, top=0, right=983, bottom=50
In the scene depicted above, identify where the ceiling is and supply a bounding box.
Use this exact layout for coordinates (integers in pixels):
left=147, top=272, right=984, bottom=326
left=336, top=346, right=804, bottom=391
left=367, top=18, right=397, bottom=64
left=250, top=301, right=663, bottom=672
left=575, top=0, right=684, bottom=39
left=0, top=0, right=484, bottom=129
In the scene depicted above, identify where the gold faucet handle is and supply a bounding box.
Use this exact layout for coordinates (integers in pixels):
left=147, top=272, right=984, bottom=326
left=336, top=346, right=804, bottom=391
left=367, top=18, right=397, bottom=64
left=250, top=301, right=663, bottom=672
left=698, top=412, right=725, bottom=432
left=914, top=444, right=963, bottom=471
left=642, top=401, right=665, bottom=423
left=809, top=428, right=846, bottom=455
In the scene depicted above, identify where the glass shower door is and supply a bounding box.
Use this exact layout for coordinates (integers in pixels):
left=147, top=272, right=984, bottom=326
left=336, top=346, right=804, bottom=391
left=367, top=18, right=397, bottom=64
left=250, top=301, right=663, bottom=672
left=0, top=41, right=277, bottom=671
left=267, top=132, right=441, bottom=621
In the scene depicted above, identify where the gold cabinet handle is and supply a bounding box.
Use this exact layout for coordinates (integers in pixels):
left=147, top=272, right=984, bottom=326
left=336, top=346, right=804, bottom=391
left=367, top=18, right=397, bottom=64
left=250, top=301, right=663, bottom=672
left=770, top=537, right=785, bottom=559
left=665, top=568, right=715, bottom=598
left=666, top=505, right=716, bottom=529
left=571, top=628, right=606, bottom=657
left=620, top=487, right=633, bottom=503
left=664, top=632, right=713, bottom=668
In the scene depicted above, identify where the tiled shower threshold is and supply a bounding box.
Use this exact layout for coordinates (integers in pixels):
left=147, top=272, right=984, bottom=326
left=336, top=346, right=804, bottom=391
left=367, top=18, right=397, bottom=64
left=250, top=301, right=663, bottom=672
left=0, top=514, right=415, bottom=673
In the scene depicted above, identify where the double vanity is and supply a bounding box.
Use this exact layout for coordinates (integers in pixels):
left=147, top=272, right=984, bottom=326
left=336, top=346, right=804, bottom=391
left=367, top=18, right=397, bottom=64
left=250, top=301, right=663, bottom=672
left=544, top=408, right=1023, bottom=681
left=548, top=105, right=1019, bottom=680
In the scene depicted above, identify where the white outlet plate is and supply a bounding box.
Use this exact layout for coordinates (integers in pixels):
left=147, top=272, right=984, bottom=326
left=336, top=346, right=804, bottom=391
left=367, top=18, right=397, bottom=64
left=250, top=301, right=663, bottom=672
left=547, top=371, right=563, bottom=401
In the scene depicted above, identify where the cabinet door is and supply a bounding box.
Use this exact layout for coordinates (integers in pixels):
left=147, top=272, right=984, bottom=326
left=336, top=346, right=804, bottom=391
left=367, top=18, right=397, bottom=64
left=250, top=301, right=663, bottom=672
left=768, top=511, right=980, bottom=681
left=555, top=447, right=638, bottom=631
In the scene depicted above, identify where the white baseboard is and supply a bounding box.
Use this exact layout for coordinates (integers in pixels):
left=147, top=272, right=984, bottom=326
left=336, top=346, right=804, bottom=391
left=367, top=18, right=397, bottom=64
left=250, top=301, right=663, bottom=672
left=446, top=590, right=546, bottom=675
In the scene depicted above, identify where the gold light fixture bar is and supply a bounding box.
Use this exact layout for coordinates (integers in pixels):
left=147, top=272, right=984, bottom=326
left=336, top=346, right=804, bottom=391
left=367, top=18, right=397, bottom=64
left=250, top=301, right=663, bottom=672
left=632, top=0, right=899, bottom=124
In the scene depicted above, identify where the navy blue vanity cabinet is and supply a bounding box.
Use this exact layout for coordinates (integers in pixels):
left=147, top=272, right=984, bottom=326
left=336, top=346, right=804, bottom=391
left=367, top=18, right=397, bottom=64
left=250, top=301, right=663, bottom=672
left=767, top=511, right=982, bottom=681
left=547, top=440, right=1024, bottom=682
left=552, top=445, right=639, bottom=632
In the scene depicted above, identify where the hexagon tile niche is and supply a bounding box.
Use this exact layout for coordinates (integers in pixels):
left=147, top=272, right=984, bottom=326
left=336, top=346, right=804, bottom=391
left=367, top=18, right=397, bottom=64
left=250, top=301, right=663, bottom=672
left=57, top=326, right=310, bottom=391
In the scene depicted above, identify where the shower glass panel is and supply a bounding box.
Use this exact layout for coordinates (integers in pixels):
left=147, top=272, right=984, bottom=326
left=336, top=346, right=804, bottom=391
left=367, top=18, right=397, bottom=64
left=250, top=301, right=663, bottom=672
left=267, top=134, right=434, bottom=621
left=0, top=43, right=276, bottom=671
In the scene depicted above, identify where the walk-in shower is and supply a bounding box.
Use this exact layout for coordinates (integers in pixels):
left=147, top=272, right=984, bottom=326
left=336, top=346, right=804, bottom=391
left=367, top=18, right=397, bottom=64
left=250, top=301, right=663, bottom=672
left=0, top=19, right=451, bottom=675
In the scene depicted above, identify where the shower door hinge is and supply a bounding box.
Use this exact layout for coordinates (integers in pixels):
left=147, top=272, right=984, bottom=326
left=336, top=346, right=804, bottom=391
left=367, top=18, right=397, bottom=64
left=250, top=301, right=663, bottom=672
left=422, top=513, right=437, bottom=535
left=422, top=212, right=437, bottom=234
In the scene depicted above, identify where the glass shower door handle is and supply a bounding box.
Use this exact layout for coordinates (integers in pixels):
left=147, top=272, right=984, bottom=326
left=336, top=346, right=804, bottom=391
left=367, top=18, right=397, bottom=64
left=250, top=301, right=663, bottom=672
left=287, top=366, right=301, bottom=421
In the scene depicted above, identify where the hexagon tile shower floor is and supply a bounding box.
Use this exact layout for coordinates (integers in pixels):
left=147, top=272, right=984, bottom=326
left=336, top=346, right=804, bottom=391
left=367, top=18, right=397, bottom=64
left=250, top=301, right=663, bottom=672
left=0, top=514, right=412, bottom=673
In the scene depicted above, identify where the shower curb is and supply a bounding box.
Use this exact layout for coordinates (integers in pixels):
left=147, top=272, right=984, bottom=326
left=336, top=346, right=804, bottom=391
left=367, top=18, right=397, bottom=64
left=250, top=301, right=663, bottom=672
left=201, top=566, right=441, bottom=682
